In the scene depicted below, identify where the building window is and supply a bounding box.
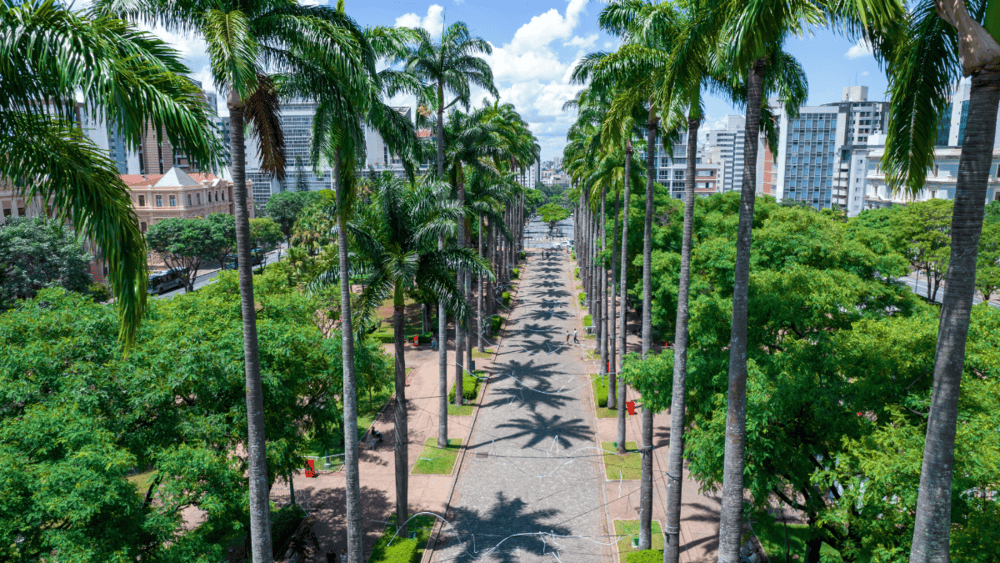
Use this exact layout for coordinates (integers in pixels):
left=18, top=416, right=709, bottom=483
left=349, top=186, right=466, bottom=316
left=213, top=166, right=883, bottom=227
left=169, top=195, right=176, bottom=206
left=141, top=222, right=147, bottom=232
left=222, top=191, right=226, bottom=201
left=187, top=194, right=192, bottom=206
left=197, top=193, right=201, bottom=205
left=155, top=195, right=163, bottom=207
left=215, top=191, right=219, bottom=202
left=138, top=195, right=145, bottom=206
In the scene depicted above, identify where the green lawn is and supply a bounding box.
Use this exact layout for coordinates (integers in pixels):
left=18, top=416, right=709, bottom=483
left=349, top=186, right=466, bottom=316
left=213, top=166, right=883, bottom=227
left=448, top=404, right=474, bottom=416
left=754, top=522, right=843, bottom=563
left=471, top=347, right=494, bottom=359
left=369, top=514, right=436, bottom=563
left=592, top=374, right=626, bottom=418
left=412, top=438, right=463, bottom=475
left=602, top=441, right=642, bottom=480
left=615, top=520, right=663, bottom=563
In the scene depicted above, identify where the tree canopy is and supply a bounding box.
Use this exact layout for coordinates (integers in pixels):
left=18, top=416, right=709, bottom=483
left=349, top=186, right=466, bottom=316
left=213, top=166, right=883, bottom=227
left=0, top=217, right=93, bottom=309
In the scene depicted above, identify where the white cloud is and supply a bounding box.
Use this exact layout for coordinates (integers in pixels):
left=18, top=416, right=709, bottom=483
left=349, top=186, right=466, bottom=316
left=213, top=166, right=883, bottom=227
left=564, top=34, right=598, bottom=49
left=845, top=39, right=873, bottom=59
left=603, top=41, right=615, bottom=49
left=395, top=5, right=444, bottom=38
left=861, top=70, right=870, bottom=76
left=508, top=0, right=587, bottom=55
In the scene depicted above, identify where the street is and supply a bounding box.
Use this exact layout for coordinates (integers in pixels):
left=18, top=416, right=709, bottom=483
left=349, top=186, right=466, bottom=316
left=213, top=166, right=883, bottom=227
left=153, top=245, right=287, bottom=299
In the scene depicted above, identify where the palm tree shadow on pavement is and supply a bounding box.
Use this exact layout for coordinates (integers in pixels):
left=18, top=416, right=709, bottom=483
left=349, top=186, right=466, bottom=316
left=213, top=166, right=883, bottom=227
left=438, top=492, right=573, bottom=563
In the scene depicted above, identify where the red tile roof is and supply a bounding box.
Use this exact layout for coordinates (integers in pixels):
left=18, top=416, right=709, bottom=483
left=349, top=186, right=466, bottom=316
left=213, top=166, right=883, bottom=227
left=121, top=175, right=161, bottom=187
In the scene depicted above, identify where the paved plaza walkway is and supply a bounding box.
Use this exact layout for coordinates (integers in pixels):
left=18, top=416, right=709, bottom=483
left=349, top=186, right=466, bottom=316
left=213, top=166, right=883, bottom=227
left=280, top=218, right=721, bottom=562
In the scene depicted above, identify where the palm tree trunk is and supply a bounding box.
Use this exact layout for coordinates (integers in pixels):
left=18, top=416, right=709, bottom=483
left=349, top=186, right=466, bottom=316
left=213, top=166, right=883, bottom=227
left=438, top=233, right=449, bottom=447
left=609, top=186, right=620, bottom=411
left=229, top=102, right=274, bottom=563
left=478, top=214, right=486, bottom=352
left=599, top=184, right=608, bottom=388
left=617, top=144, right=633, bottom=456
left=393, top=285, right=409, bottom=537
left=717, top=57, right=766, bottom=563
left=639, top=114, right=659, bottom=551
left=437, top=82, right=445, bottom=178
left=334, top=149, right=363, bottom=563
left=909, top=69, right=1000, bottom=563
left=455, top=179, right=466, bottom=405
left=664, top=97, right=701, bottom=563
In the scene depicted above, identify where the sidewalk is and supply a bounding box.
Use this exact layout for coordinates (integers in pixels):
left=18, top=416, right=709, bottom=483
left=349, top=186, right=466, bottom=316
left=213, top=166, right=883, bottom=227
left=282, top=314, right=500, bottom=560
left=569, top=255, right=722, bottom=562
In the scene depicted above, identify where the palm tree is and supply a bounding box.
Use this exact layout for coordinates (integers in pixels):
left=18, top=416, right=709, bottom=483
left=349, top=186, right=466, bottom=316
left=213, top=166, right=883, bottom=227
left=0, top=1, right=221, bottom=348
left=403, top=22, right=497, bottom=447
left=299, top=20, right=420, bottom=563
left=96, top=1, right=373, bottom=559
left=348, top=176, right=493, bottom=536
left=879, top=1, right=1000, bottom=559
left=703, top=0, right=901, bottom=558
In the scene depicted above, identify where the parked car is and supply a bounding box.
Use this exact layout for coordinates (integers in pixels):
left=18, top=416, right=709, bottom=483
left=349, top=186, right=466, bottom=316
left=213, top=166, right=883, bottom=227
left=147, top=268, right=186, bottom=295
left=223, top=249, right=264, bottom=270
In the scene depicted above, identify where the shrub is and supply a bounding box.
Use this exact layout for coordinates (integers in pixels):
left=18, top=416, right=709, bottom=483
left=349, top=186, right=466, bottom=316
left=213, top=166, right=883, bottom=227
left=88, top=282, right=111, bottom=303
left=573, top=267, right=579, bottom=279
left=502, top=291, right=511, bottom=307
left=583, top=315, right=592, bottom=327
left=578, top=292, right=586, bottom=307
left=448, top=372, right=481, bottom=403
left=370, top=537, right=419, bottom=563
left=511, top=267, right=520, bottom=279
left=490, top=315, right=502, bottom=333
left=271, top=503, right=306, bottom=558
left=626, top=550, right=664, bottom=563
left=368, top=330, right=432, bottom=344
left=592, top=375, right=608, bottom=408
left=572, top=250, right=576, bottom=260
left=519, top=250, right=526, bottom=260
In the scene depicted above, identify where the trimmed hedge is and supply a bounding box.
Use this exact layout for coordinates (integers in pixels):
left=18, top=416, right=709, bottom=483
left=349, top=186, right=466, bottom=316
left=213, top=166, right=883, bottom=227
left=448, top=372, right=482, bottom=404
left=578, top=292, right=586, bottom=307
left=271, top=503, right=306, bottom=559
left=511, top=267, right=520, bottom=279
left=490, top=315, right=502, bottom=333
left=502, top=291, right=511, bottom=307
left=573, top=267, right=580, bottom=279
left=592, top=374, right=609, bottom=408
left=519, top=250, right=526, bottom=260
left=583, top=315, right=592, bottom=327
left=370, top=330, right=432, bottom=344
left=626, top=550, right=664, bottom=563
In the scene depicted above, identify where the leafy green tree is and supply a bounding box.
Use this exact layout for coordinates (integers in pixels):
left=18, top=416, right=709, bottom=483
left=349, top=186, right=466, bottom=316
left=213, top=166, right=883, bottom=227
left=145, top=217, right=215, bottom=291
left=0, top=217, right=93, bottom=309
left=265, top=191, right=321, bottom=244
left=1, top=1, right=222, bottom=347
left=537, top=202, right=571, bottom=237
left=0, top=274, right=340, bottom=562
left=204, top=213, right=236, bottom=268
left=890, top=199, right=953, bottom=301
left=249, top=217, right=284, bottom=269
left=524, top=188, right=544, bottom=213
left=976, top=220, right=1000, bottom=300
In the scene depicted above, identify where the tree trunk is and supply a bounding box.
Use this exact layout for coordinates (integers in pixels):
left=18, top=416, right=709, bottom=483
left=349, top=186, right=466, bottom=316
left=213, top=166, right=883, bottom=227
left=664, top=99, right=700, bottom=563
left=422, top=303, right=428, bottom=334
left=476, top=214, right=486, bottom=353
left=229, top=103, right=274, bottom=563
left=438, top=233, right=449, bottom=447
left=335, top=149, right=363, bottom=563
left=717, top=57, right=766, bottom=563
left=609, top=187, right=620, bottom=410
left=639, top=113, right=659, bottom=550
left=909, top=70, right=1000, bottom=563
left=393, top=286, right=409, bottom=537
left=617, top=144, right=633, bottom=456
left=455, top=179, right=466, bottom=405
left=599, top=184, right=607, bottom=386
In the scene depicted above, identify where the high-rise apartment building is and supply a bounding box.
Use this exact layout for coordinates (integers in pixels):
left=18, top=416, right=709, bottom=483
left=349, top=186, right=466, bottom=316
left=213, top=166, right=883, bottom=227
left=704, top=115, right=746, bottom=193
left=773, top=86, right=889, bottom=210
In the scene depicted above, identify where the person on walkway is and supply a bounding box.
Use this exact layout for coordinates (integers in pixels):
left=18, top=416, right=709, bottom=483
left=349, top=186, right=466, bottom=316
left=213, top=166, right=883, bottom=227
left=566, top=331, right=570, bottom=344
left=431, top=335, right=438, bottom=350
left=573, top=329, right=578, bottom=343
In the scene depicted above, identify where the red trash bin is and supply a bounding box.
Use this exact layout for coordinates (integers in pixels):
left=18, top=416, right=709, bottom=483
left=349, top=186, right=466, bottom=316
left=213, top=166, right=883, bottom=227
left=626, top=401, right=636, bottom=416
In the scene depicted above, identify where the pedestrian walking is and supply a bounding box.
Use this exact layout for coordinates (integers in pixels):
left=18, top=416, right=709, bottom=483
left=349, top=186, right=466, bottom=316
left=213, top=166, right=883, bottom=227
left=573, top=329, right=578, bottom=343
left=566, top=331, right=570, bottom=344
left=431, top=335, right=438, bottom=350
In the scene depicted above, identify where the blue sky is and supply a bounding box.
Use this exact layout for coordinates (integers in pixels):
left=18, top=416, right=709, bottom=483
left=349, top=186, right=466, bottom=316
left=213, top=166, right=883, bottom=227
left=148, top=0, right=893, bottom=162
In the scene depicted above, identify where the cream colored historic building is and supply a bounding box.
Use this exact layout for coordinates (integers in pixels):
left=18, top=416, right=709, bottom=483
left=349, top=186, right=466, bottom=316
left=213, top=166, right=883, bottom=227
left=122, top=166, right=253, bottom=233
